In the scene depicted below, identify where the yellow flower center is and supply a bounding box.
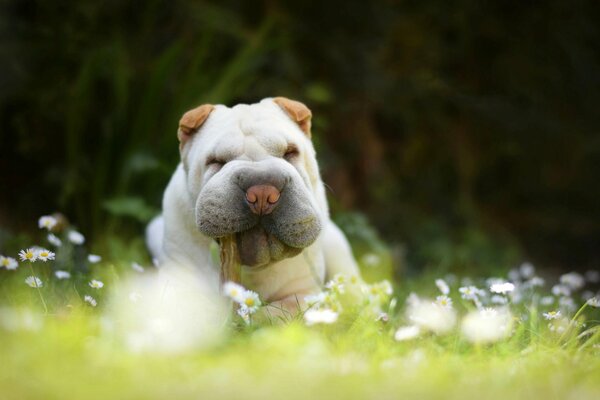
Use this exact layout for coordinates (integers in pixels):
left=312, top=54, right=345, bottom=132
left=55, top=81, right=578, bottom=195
left=245, top=298, right=255, bottom=307
left=40, top=252, right=48, bottom=257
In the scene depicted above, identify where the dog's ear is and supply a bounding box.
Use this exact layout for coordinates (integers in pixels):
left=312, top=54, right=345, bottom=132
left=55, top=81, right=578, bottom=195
left=273, top=97, right=312, bottom=138
left=177, top=104, right=215, bottom=146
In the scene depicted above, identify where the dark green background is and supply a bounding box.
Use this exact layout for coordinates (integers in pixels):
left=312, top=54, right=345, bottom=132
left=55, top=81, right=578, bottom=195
left=1, top=0, right=599, bottom=273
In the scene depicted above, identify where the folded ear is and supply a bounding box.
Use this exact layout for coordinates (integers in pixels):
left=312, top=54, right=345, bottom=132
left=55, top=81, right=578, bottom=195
left=177, top=104, right=215, bottom=146
left=273, top=97, right=312, bottom=138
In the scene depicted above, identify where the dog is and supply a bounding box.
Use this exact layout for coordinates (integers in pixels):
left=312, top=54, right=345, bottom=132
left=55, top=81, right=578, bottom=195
left=146, top=97, right=361, bottom=312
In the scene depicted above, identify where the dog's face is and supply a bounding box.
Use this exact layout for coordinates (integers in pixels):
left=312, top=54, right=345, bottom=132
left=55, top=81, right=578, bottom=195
left=178, top=98, right=326, bottom=267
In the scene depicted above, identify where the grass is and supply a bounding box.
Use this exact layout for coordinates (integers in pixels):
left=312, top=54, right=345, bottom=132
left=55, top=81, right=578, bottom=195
left=1, top=220, right=600, bottom=399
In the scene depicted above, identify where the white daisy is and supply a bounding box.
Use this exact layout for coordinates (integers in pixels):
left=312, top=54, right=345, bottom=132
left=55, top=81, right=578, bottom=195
left=526, top=276, right=545, bottom=288
left=18, top=248, right=38, bottom=262
left=47, top=233, right=62, bottom=247
left=89, top=279, right=104, bottom=289
left=587, top=297, right=600, bottom=308
left=88, top=254, right=102, bottom=264
left=394, top=325, right=421, bottom=341
left=304, top=308, right=338, bottom=326
left=462, top=308, right=512, bottom=344
left=435, top=279, right=450, bottom=295
left=560, top=272, right=585, bottom=291
left=459, top=286, right=484, bottom=300
left=540, top=296, right=555, bottom=306
left=38, top=215, right=57, bottom=230
left=490, top=282, right=515, bottom=294
left=543, top=310, right=561, bottom=320
left=304, top=292, right=326, bottom=307
left=237, top=306, right=251, bottom=325
left=36, top=249, right=55, bottom=262
left=0, top=256, right=18, bottom=270
left=239, top=290, right=261, bottom=313
left=434, top=295, right=453, bottom=309
left=408, top=300, right=456, bottom=334
left=68, top=230, right=85, bottom=245
left=54, top=270, right=71, bottom=279
left=25, top=276, right=43, bottom=288
left=551, top=284, right=571, bottom=297
left=131, top=262, right=145, bottom=273
left=223, top=281, right=246, bottom=303
left=519, top=262, right=535, bottom=279
left=84, top=295, right=97, bottom=307
left=491, top=295, right=508, bottom=305
left=559, top=296, right=576, bottom=312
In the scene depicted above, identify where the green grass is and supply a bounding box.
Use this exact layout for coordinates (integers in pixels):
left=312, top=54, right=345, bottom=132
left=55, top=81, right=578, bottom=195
left=1, top=226, right=600, bottom=399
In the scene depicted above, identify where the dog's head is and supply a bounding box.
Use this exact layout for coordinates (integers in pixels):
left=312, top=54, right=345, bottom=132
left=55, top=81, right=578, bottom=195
left=177, top=97, right=327, bottom=267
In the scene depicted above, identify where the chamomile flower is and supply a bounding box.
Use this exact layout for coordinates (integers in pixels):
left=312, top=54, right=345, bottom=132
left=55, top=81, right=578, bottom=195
left=408, top=300, right=457, bottom=334
left=543, top=310, right=561, bottom=320
left=461, top=308, right=512, bottom=344
left=587, top=297, right=600, bottom=308
left=435, top=295, right=453, bottom=309
left=89, top=280, right=104, bottom=289
left=84, top=295, right=97, bottom=307
left=394, top=325, right=421, bottom=341
left=36, top=248, right=55, bottom=262
left=304, top=308, right=338, bottom=326
left=459, top=286, right=485, bottom=300
left=325, top=275, right=346, bottom=294
left=223, top=281, right=245, bottom=303
left=435, top=279, right=450, bottom=295
left=560, top=272, right=585, bottom=291
left=304, top=292, right=327, bottom=307
left=18, top=248, right=38, bottom=262
left=540, top=296, right=555, bottom=306
left=131, top=262, right=145, bottom=273
left=0, top=256, right=18, bottom=270
left=47, top=233, right=62, bottom=247
left=551, top=284, right=571, bottom=297
left=519, top=262, right=535, bottom=279
left=526, top=276, right=545, bottom=288
left=490, top=282, right=515, bottom=295
left=25, top=276, right=43, bottom=288
left=38, top=215, right=57, bottom=230
left=88, top=254, right=102, bottom=264
left=54, top=270, right=71, bottom=279
left=240, top=290, right=261, bottom=313
left=68, top=230, right=85, bottom=245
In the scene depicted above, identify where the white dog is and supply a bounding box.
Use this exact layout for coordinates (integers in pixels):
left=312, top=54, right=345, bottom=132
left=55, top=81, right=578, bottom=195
left=146, top=97, right=361, bottom=312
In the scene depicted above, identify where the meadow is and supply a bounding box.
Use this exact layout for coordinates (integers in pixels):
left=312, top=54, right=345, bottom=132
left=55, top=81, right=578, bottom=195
left=1, top=215, right=599, bottom=400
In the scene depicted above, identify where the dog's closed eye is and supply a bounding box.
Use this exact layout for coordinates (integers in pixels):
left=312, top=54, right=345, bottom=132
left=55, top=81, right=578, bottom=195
left=206, top=157, right=226, bottom=170
left=283, top=145, right=299, bottom=161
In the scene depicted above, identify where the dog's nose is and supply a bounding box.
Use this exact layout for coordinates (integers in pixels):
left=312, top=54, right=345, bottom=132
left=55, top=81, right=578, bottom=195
left=245, top=185, right=280, bottom=215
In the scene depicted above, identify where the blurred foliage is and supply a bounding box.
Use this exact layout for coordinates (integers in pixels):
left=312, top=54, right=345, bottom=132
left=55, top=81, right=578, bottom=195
left=1, top=0, right=599, bottom=273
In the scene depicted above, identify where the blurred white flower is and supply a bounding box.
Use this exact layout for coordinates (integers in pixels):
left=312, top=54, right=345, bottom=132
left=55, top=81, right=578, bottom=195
left=406, top=292, right=421, bottom=307
left=25, top=276, right=43, bottom=288
left=585, top=270, right=600, bottom=284
left=459, top=286, right=485, bottom=300
left=526, top=276, right=545, bottom=288
left=88, top=254, right=102, bottom=264
left=540, top=296, right=555, bottom=306
left=435, top=279, right=450, bottom=295
left=491, top=295, right=508, bottom=305
left=47, top=233, right=62, bottom=247
left=304, top=292, right=327, bottom=307
left=18, top=248, right=38, bottom=262
left=394, top=325, right=421, bottom=342
left=434, top=295, right=453, bottom=309
left=68, top=230, right=85, bottom=245
left=376, top=312, right=389, bottom=323
left=587, top=297, right=600, bottom=308
left=361, top=253, right=381, bottom=267
left=559, top=296, right=576, bottom=312
left=223, top=281, right=245, bottom=303
left=38, top=215, right=57, bottom=230
left=237, top=306, right=251, bottom=325
left=0, top=256, right=18, bottom=270
left=304, top=309, right=338, bottom=326
left=36, top=249, right=55, bottom=262
left=325, top=275, right=346, bottom=295
left=490, top=282, right=515, bottom=295
left=54, top=270, right=71, bottom=280
left=408, top=300, right=456, bottom=334
left=84, top=295, right=97, bottom=307
left=551, top=284, right=571, bottom=297
left=0, top=308, right=43, bottom=332
left=89, top=280, right=104, bottom=289
left=542, top=310, right=561, bottom=320
left=131, top=262, right=145, bottom=273
left=519, top=262, right=535, bottom=279
left=461, top=308, right=512, bottom=344
left=560, top=272, right=585, bottom=291
left=508, top=269, right=521, bottom=282
left=581, top=291, right=595, bottom=301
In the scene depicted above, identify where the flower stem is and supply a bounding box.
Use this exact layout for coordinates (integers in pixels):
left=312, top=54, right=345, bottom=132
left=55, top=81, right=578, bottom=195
left=29, top=263, right=48, bottom=314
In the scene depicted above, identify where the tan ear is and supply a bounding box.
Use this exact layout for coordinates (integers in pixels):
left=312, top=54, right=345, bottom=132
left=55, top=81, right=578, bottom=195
left=273, top=97, right=312, bottom=138
left=177, top=104, right=215, bottom=144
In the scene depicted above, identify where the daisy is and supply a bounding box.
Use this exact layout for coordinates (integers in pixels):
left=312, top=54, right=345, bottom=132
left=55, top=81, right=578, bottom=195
left=25, top=276, right=43, bottom=288
left=408, top=301, right=457, bottom=334
left=519, top=262, right=535, bottom=278
left=54, top=270, right=71, bottom=279
left=560, top=272, right=585, bottom=291
left=462, top=308, right=512, bottom=344
left=540, top=296, right=555, bottom=306
left=239, top=290, right=261, bottom=313
left=0, top=255, right=18, bottom=270
left=490, top=282, right=515, bottom=295
left=18, top=248, right=38, bottom=262
left=491, top=295, right=508, bottom=305
left=552, top=284, right=571, bottom=297
left=47, top=233, right=62, bottom=247
left=435, top=279, right=450, bottom=295
left=36, top=249, right=55, bottom=262
left=434, top=295, right=453, bottom=309
left=459, top=286, right=484, bottom=300
left=304, top=309, right=338, bottom=326
left=89, top=280, right=104, bottom=289
left=84, top=295, right=97, bottom=307
left=587, top=297, right=600, bottom=308
left=394, top=325, right=421, bottom=341
left=38, top=215, right=57, bottom=230
left=304, top=292, right=327, bottom=307
left=526, top=276, right=545, bottom=287
left=88, top=254, right=102, bottom=264
left=237, top=306, right=251, bottom=325
left=223, top=281, right=245, bottom=303
left=68, top=230, right=85, bottom=245
left=543, top=310, right=561, bottom=320
left=131, top=262, right=145, bottom=273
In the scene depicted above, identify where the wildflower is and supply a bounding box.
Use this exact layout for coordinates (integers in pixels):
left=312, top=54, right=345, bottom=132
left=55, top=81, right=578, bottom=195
left=394, top=325, right=421, bottom=342
left=526, top=276, right=545, bottom=288
left=551, top=284, right=571, bottom=297
left=47, top=233, right=62, bottom=247
left=325, top=275, right=346, bottom=294
left=0, top=256, right=18, bottom=270
left=376, top=312, right=389, bottom=323
left=68, top=230, right=85, bottom=245
left=585, top=270, right=600, bottom=284
left=18, top=248, right=38, bottom=262
left=461, top=308, right=512, bottom=344
left=540, top=296, right=555, bottom=306
left=38, top=215, right=57, bottom=230
left=25, top=276, right=43, bottom=288
left=237, top=306, right=250, bottom=324
left=88, top=254, right=102, bottom=264
left=304, top=309, right=338, bottom=326
left=459, top=286, right=485, bottom=300
left=491, top=295, right=508, bottom=305
left=587, top=297, right=600, bottom=308
left=89, top=280, right=104, bottom=289
left=361, top=253, right=381, bottom=267
left=519, top=262, right=535, bottom=279
left=508, top=269, right=521, bottom=282
left=434, top=295, right=453, bottom=309
left=435, top=279, right=450, bottom=295
left=54, top=270, right=71, bottom=280
left=36, top=249, right=55, bottom=262
left=490, top=282, right=515, bottom=295
left=239, top=290, right=261, bottom=313
left=408, top=300, right=456, bottom=334
left=559, top=296, right=576, bottom=312
left=560, top=272, right=585, bottom=291
left=543, top=310, right=561, bottom=320
left=131, top=262, right=145, bottom=273
left=84, top=295, right=97, bottom=307
left=304, top=292, right=327, bottom=308
left=223, top=281, right=245, bottom=303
